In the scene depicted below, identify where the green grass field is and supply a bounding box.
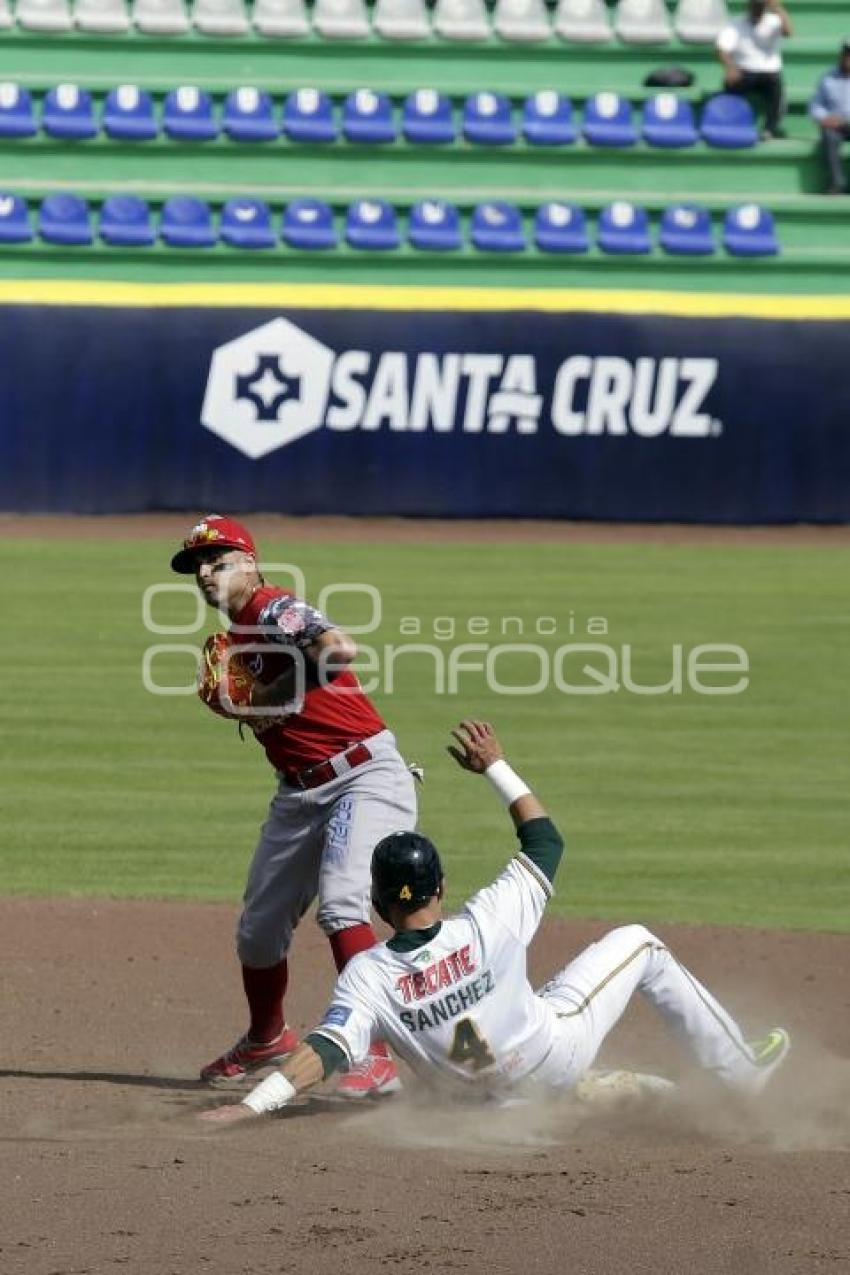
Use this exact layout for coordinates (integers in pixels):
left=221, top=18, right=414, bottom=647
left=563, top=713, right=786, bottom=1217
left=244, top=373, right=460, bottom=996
left=3, top=534, right=847, bottom=932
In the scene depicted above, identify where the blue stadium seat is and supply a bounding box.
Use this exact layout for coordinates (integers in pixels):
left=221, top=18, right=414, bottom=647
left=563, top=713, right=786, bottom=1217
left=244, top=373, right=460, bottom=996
left=471, top=202, right=526, bottom=252
left=659, top=203, right=715, bottom=255
left=0, top=193, right=34, bottom=243
left=42, top=85, right=98, bottom=140
left=223, top=88, right=278, bottom=143
left=103, top=85, right=158, bottom=141
left=723, top=203, right=779, bottom=256
left=39, top=193, right=93, bottom=245
left=283, top=88, right=336, bottom=143
left=221, top=198, right=276, bottom=248
left=282, top=199, right=337, bottom=249
left=346, top=199, right=400, bottom=250
left=582, top=92, right=637, bottom=147
left=342, top=89, right=396, bottom=143
left=700, top=94, right=758, bottom=148
left=163, top=86, right=219, bottom=142
left=534, top=202, right=589, bottom=253
left=99, top=194, right=155, bottom=246
left=642, top=93, right=698, bottom=148
left=462, top=91, right=516, bottom=146
left=597, top=201, right=652, bottom=254
left=408, top=199, right=462, bottom=251
left=160, top=196, right=216, bottom=247
left=522, top=91, right=576, bottom=146
left=402, top=89, right=455, bottom=145
left=0, top=84, right=38, bottom=138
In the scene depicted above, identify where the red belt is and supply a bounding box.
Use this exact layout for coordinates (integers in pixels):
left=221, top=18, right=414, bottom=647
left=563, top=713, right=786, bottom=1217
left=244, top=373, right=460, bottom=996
left=282, top=742, right=373, bottom=791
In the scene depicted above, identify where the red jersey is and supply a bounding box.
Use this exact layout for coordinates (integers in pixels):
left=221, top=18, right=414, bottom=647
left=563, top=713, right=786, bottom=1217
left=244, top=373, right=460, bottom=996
left=228, top=586, right=385, bottom=771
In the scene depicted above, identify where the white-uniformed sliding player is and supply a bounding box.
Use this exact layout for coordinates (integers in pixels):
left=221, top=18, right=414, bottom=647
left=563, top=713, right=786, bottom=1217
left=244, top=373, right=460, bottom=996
left=201, top=721, right=790, bottom=1124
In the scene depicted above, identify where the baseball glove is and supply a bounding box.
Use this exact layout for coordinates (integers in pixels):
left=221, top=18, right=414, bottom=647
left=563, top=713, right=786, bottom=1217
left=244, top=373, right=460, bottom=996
left=198, top=632, right=255, bottom=719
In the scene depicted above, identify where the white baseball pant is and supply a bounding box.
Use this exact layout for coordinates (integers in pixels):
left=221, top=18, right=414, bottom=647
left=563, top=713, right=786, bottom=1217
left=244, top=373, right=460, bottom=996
left=237, top=730, right=417, bottom=968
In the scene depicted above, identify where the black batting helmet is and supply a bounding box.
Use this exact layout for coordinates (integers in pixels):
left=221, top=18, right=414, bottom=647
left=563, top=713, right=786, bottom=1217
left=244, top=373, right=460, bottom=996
left=371, top=831, right=444, bottom=918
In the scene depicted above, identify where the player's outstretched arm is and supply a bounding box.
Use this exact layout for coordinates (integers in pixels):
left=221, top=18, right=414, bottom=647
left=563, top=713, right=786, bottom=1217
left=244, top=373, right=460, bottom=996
left=198, top=1035, right=344, bottom=1125
left=448, top=720, right=564, bottom=884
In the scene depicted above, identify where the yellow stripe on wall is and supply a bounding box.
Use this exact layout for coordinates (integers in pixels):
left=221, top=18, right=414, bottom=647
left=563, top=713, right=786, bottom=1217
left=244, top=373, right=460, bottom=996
left=1, top=279, right=849, bottom=321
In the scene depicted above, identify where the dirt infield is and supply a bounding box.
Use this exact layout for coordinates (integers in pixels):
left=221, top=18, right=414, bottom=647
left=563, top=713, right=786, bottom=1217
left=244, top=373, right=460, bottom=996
left=1, top=899, right=848, bottom=1275
left=3, top=512, right=850, bottom=547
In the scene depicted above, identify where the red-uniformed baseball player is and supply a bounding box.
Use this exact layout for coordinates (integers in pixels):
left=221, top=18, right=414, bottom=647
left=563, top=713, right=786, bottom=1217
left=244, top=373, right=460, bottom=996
left=171, top=514, right=417, bottom=1096
left=201, top=721, right=790, bottom=1125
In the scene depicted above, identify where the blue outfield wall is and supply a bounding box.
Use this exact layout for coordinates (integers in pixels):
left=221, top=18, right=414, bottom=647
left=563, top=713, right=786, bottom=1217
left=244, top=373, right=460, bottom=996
left=2, top=300, right=849, bottom=522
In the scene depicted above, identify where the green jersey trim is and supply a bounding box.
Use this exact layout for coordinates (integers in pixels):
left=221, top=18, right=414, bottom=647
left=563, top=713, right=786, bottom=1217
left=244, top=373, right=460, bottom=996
left=304, top=1031, right=348, bottom=1079
left=517, top=817, right=565, bottom=885
left=387, top=921, right=444, bottom=953
left=309, top=1025, right=356, bottom=1068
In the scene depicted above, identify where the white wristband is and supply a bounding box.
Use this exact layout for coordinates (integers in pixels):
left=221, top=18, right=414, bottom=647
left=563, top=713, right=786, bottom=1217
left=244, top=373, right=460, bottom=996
left=485, top=760, right=531, bottom=807
left=242, top=1070, right=296, bottom=1115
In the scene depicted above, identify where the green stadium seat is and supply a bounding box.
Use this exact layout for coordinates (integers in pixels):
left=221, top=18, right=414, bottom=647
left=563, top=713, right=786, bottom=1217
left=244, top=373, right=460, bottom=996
left=75, top=0, right=130, bottom=32
left=283, top=198, right=337, bottom=249
left=493, top=0, right=550, bottom=44
left=0, top=83, right=38, bottom=137
left=342, top=89, right=397, bottom=144
left=642, top=93, right=698, bottom=148
left=373, top=0, right=429, bottom=41
left=534, top=202, right=589, bottom=253
left=463, top=91, right=516, bottom=146
left=583, top=92, right=638, bottom=147
left=221, top=197, right=276, bottom=248
left=224, top=87, right=279, bottom=142
left=408, top=199, right=462, bottom=251
left=313, top=0, right=370, bottom=39
left=346, top=199, right=400, bottom=250
left=99, top=194, right=156, bottom=246
left=192, top=0, right=249, bottom=34
left=522, top=91, right=577, bottom=145
left=471, top=202, right=526, bottom=252
left=434, top=0, right=490, bottom=42
left=42, top=85, right=99, bottom=140
left=160, top=196, right=216, bottom=247
left=598, top=200, right=651, bottom=253
left=0, top=193, right=34, bottom=243
left=252, top=0, right=309, bottom=36
left=659, top=203, right=715, bottom=254
left=39, top=193, right=93, bottom=245
left=553, top=0, right=612, bottom=45
left=723, top=204, right=779, bottom=256
left=674, top=0, right=728, bottom=44
left=615, top=0, right=671, bottom=45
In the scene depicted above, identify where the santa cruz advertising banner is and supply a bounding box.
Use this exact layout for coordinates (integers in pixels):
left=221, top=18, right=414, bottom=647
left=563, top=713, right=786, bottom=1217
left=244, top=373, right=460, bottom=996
left=2, top=288, right=849, bottom=521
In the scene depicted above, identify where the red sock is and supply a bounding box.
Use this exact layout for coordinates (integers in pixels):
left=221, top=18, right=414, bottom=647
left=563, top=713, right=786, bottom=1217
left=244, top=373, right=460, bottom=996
left=328, top=923, right=377, bottom=973
left=241, top=959, right=288, bottom=1043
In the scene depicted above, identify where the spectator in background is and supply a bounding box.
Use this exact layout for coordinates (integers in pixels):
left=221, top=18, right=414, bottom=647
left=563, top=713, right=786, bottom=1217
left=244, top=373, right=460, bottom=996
left=810, top=39, right=850, bottom=194
left=716, top=0, right=793, bottom=141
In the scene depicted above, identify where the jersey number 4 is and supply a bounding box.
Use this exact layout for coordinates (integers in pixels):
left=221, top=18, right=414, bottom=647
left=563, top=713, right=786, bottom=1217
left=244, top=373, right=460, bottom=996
left=449, top=1017, right=495, bottom=1072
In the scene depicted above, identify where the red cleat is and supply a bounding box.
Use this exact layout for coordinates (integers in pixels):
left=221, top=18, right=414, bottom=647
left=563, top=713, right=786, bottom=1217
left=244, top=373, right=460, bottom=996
left=200, top=1025, right=300, bottom=1086
left=336, top=1046, right=402, bottom=1099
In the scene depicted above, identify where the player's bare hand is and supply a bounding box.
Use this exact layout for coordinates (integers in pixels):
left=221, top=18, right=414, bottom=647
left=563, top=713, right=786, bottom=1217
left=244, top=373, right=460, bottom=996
left=447, top=720, right=504, bottom=773
left=197, top=1103, right=259, bottom=1126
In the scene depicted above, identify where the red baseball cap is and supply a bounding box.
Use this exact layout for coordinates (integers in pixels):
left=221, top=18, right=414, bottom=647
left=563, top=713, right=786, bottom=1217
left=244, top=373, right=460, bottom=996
left=170, top=514, right=257, bottom=574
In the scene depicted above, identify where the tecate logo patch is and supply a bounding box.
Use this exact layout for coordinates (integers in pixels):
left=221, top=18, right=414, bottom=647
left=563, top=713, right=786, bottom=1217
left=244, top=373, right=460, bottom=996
left=201, top=318, right=722, bottom=459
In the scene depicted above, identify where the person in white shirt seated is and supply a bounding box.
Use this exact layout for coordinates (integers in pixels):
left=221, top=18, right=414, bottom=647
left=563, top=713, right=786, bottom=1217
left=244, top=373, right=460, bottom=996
left=809, top=39, right=850, bottom=193
left=716, top=0, right=794, bottom=140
